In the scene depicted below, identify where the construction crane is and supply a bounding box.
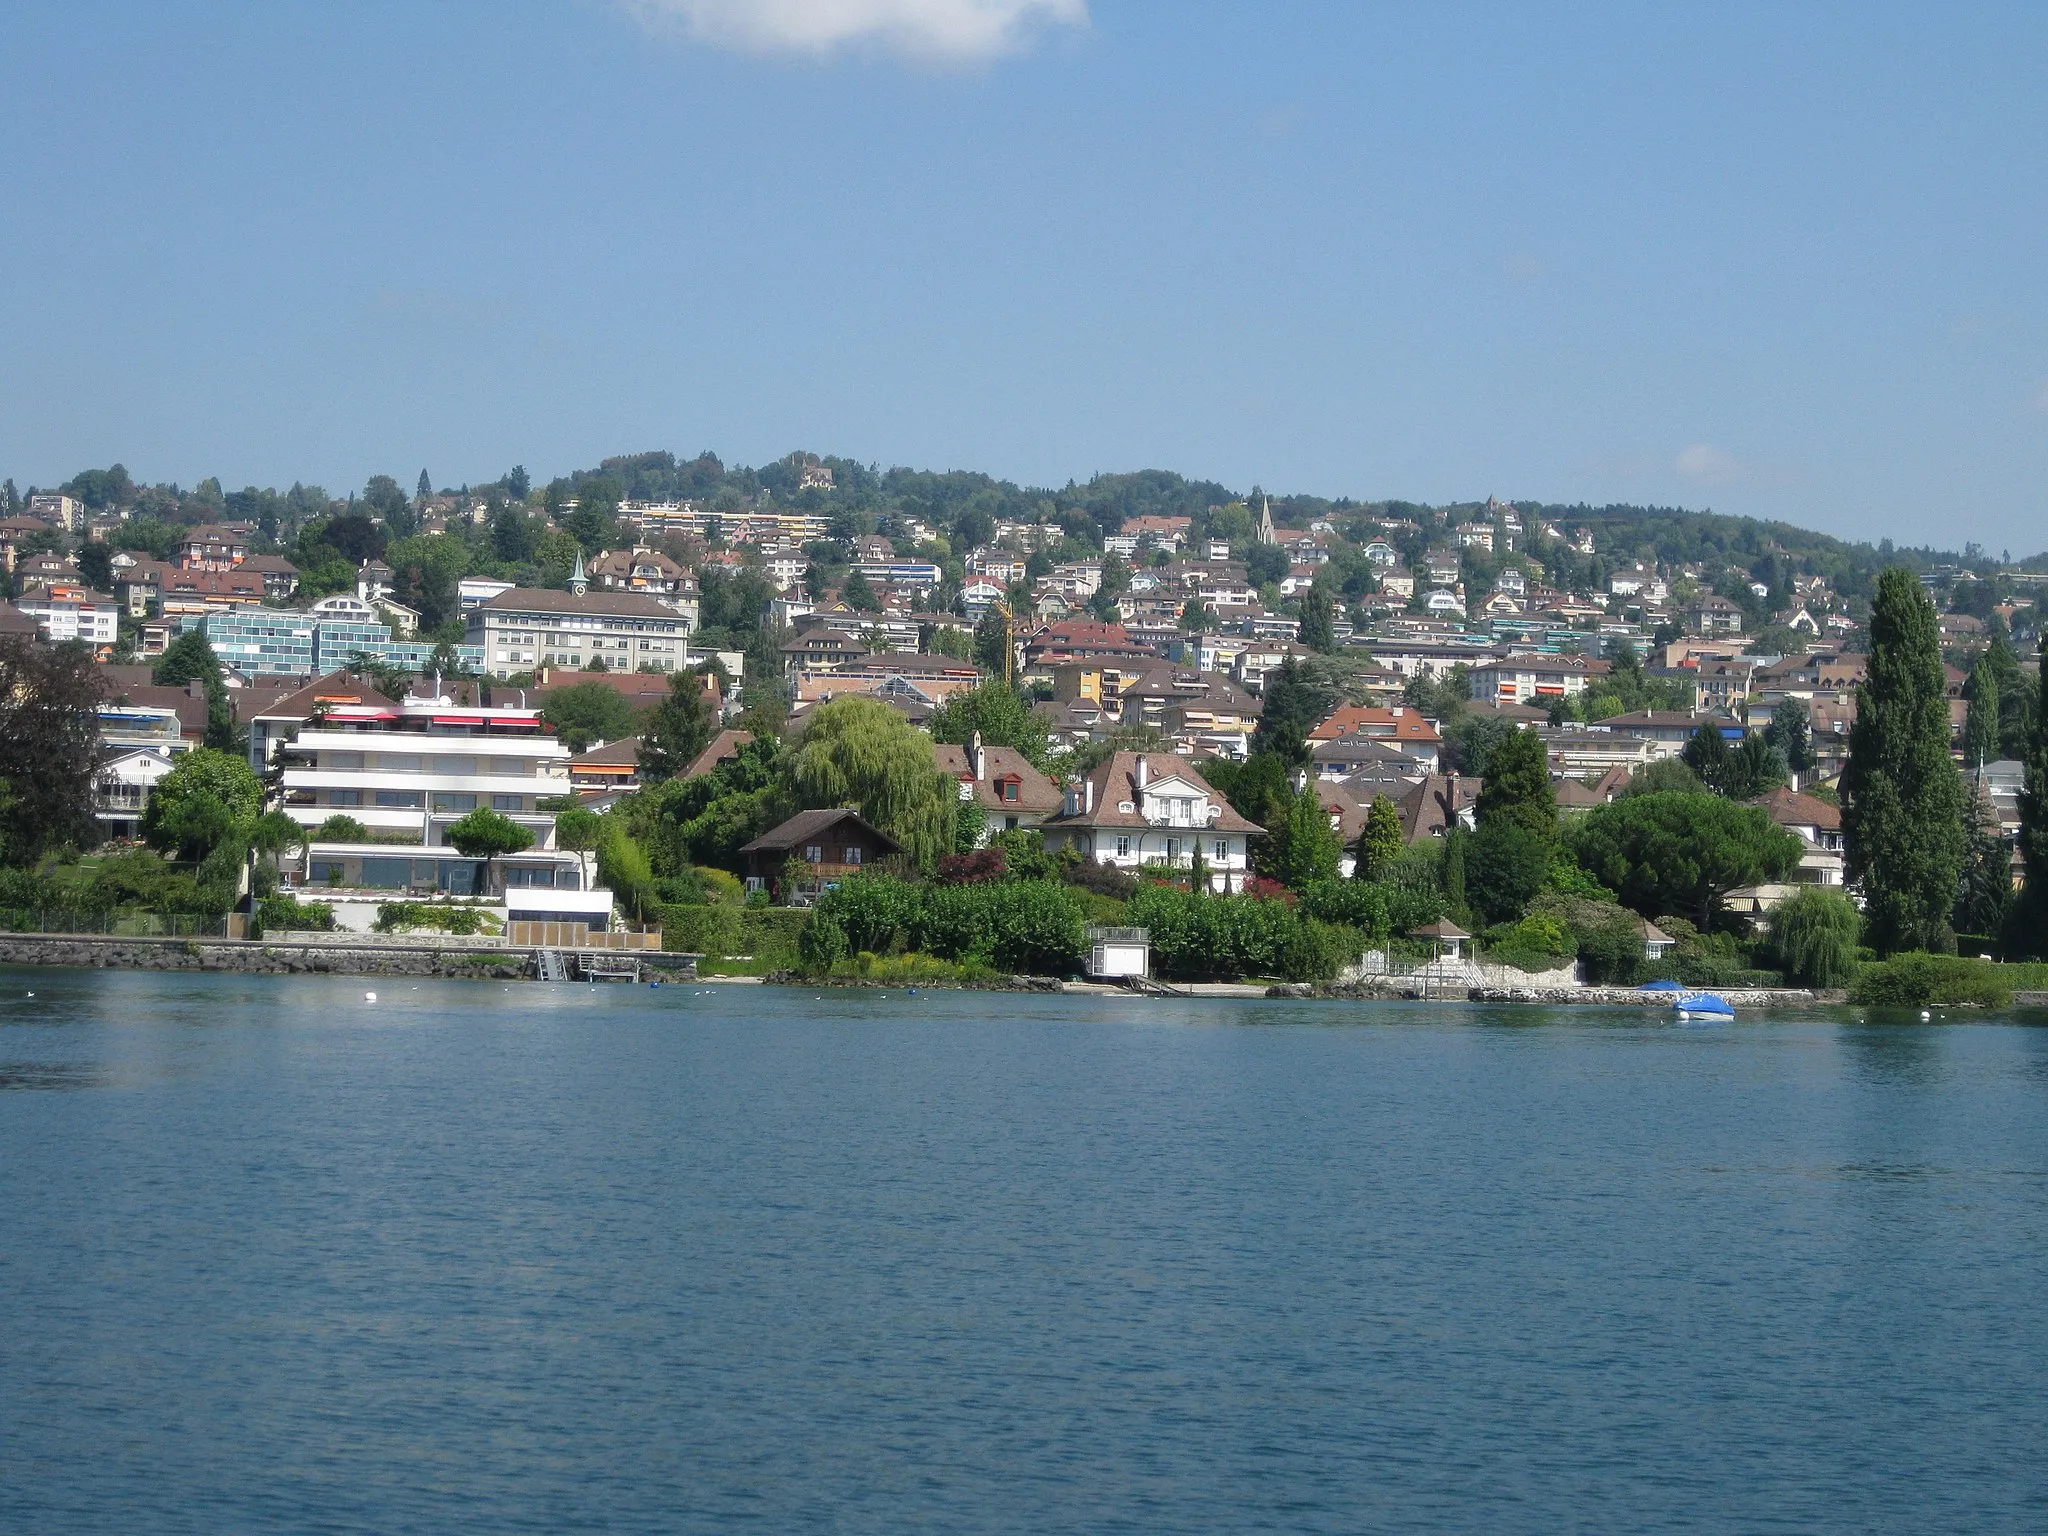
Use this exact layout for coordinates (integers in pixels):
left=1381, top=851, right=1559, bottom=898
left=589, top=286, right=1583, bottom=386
left=988, top=598, right=1017, bottom=688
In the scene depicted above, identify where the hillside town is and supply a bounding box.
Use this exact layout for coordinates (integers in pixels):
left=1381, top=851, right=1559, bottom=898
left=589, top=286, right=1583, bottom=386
left=0, top=456, right=2039, bottom=989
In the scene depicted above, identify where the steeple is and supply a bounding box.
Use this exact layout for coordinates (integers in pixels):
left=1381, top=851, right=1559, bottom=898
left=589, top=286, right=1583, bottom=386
left=1256, top=495, right=1277, bottom=547
left=569, top=549, right=588, bottom=596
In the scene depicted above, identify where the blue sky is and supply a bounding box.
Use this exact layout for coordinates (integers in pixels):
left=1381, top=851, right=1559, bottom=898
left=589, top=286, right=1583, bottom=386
left=3, top=1, right=2045, bottom=554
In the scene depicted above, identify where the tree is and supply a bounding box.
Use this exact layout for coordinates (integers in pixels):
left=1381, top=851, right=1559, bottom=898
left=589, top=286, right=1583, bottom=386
left=320, top=512, right=386, bottom=565
left=541, top=682, right=638, bottom=753
left=1440, top=825, right=1470, bottom=922
left=2011, top=684, right=2048, bottom=957
left=363, top=474, right=414, bottom=537
left=152, top=629, right=222, bottom=690
left=1721, top=733, right=1789, bottom=799
left=1466, top=820, right=1553, bottom=926
left=1251, top=657, right=1335, bottom=764
left=0, top=637, right=106, bottom=863
left=1262, top=786, right=1343, bottom=890
left=1352, top=794, right=1405, bottom=882
left=1763, top=697, right=1815, bottom=778
left=1769, top=887, right=1861, bottom=987
left=77, top=542, right=113, bottom=592
left=1620, top=757, right=1706, bottom=796
left=926, top=680, right=1054, bottom=771
left=1473, top=727, right=1555, bottom=841
left=973, top=609, right=1012, bottom=677
left=1297, top=576, right=1337, bottom=654
left=637, top=670, right=716, bottom=784
left=142, top=748, right=262, bottom=862
left=842, top=569, right=882, bottom=612
left=1961, top=655, right=2000, bottom=770
left=1680, top=723, right=1733, bottom=793
left=416, top=469, right=432, bottom=502
left=553, top=804, right=602, bottom=887
left=1569, top=792, right=1801, bottom=928
left=1953, top=776, right=2010, bottom=940
left=445, top=806, right=534, bottom=892
left=1843, top=568, right=1968, bottom=954
left=596, top=816, right=658, bottom=920
left=779, top=695, right=956, bottom=871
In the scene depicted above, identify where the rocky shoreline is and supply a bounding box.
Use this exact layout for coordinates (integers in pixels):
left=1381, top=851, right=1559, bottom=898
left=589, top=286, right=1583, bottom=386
left=1271, top=979, right=1845, bottom=1006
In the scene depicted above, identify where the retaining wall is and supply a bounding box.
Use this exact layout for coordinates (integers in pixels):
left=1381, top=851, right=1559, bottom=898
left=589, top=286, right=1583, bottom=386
left=0, top=933, right=532, bottom=980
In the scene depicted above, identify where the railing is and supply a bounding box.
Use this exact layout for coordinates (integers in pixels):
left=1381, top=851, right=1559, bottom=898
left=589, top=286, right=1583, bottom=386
left=0, top=909, right=236, bottom=938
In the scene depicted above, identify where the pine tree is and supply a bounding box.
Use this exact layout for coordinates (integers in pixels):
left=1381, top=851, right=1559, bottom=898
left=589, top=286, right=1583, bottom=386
left=1952, top=775, right=2010, bottom=941
left=416, top=469, right=432, bottom=503
left=1680, top=723, right=1732, bottom=794
left=1842, top=568, right=1967, bottom=954
left=1440, top=825, right=1470, bottom=923
left=1764, top=697, right=1814, bottom=778
left=638, top=668, right=717, bottom=785
left=1473, top=727, right=1555, bottom=841
left=1353, top=794, right=1405, bottom=881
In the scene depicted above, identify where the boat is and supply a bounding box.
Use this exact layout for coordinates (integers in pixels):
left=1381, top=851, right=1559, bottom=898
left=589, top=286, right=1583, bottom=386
left=1673, top=990, right=1736, bottom=1022
left=1637, top=980, right=1686, bottom=995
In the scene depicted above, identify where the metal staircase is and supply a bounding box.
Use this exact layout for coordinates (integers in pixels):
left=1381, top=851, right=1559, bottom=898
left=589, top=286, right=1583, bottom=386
left=536, top=949, right=569, bottom=982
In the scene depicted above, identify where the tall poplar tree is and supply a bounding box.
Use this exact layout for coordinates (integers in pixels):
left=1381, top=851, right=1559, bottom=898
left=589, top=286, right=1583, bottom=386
left=1297, top=577, right=1337, bottom=654
left=1961, top=655, right=2000, bottom=771
left=1842, top=568, right=1966, bottom=954
left=2012, top=688, right=2048, bottom=957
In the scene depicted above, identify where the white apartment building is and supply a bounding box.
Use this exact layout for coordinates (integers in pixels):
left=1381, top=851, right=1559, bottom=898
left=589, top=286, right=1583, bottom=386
left=1036, top=751, right=1263, bottom=894
left=17, top=582, right=119, bottom=647
left=279, top=693, right=611, bottom=925
left=468, top=589, right=688, bottom=679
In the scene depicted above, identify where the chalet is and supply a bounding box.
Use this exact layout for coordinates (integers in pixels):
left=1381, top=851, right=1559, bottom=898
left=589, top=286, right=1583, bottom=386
left=740, top=809, right=902, bottom=903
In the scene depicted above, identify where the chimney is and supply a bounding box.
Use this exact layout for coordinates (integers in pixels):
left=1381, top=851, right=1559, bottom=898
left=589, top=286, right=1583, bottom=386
left=970, top=729, right=985, bottom=782
left=1085, top=777, right=1096, bottom=814
left=1136, top=756, right=1149, bottom=791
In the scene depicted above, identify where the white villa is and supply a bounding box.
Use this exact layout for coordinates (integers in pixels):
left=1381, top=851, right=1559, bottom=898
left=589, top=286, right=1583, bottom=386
left=1036, top=751, right=1263, bottom=893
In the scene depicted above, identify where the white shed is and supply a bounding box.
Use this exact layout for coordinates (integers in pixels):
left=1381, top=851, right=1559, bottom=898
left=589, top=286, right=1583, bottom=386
left=1086, top=925, right=1151, bottom=980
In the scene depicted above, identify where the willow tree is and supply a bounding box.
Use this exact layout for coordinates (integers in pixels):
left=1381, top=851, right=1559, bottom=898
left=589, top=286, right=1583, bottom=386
left=779, top=695, right=956, bottom=871
left=1842, top=568, right=1966, bottom=954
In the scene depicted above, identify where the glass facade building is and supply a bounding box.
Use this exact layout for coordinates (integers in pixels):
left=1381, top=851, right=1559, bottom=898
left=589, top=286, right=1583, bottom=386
left=182, top=612, right=484, bottom=677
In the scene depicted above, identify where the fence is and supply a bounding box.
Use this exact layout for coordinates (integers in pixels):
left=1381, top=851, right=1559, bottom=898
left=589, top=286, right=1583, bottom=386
left=1352, top=949, right=1583, bottom=991
left=507, top=921, right=664, bottom=951
left=0, top=909, right=239, bottom=939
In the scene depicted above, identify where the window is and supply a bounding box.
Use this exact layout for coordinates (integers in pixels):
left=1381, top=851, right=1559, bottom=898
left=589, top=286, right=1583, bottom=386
left=327, top=789, right=361, bottom=807
left=325, top=751, right=363, bottom=771
left=1114, top=836, right=1131, bottom=858
left=843, top=846, right=862, bottom=866
left=432, top=793, right=476, bottom=813
left=1001, top=781, right=1019, bottom=802
left=493, top=794, right=523, bottom=812
left=1214, top=839, right=1229, bottom=862
left=1166, top=838, right=1180, bottom=860
left=804, top=845, right=823, bottom=864
left=432, top=756, right=475, bottom=776
left=380, top=754, right=422, bottom=773
left=375, top=790, right=423, bottom=808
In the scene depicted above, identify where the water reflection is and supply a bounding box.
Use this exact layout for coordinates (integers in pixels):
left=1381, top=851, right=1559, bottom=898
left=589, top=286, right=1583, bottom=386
left=1840, top=1019, right=1947, bottom=1086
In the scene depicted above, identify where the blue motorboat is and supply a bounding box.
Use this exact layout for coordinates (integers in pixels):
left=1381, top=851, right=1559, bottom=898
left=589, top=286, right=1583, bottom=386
left=1673, top=990, right=1736, bottom=1021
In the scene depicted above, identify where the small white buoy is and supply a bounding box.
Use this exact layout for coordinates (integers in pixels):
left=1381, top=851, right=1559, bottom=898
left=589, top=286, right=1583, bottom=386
left=365, top=990, right=378, bottom=1003
left=1921, top=1010, right=1931, bottom=1021
left=25, top=991, right=33, bottom=998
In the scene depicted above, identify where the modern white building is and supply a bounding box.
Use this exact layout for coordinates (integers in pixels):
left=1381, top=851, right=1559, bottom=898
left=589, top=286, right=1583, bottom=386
left=468, top=588, right=689, bottom=679
left=1036, top=751, right=1262, bottom=893
left=278, top=691, right=610, bottom=926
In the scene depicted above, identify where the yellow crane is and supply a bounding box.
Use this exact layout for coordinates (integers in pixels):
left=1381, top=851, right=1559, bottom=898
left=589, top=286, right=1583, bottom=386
left=987, top=598, right=1017, bottom=688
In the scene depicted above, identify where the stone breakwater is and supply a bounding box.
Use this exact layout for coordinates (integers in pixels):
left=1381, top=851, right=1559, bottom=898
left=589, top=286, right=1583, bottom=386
left=0, top=933, right=531, bottom=981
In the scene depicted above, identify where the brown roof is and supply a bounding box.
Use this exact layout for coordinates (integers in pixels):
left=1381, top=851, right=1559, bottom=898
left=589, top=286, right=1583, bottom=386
left=1308, top=705, right=1443, bottom=745
left=529, top=669, right=675, bottom=704
left=481, top=587, right=682, bottom=619
left=247, top=672, right=401, bottom=723
left=102, top=682, right=212, bottom=737
left=1409, top=918, right=1470, bottom=940
left=739, top=808, right=901, bottom=856
left=682, top=728, right=753, bottom=781
left=570, top=736, right=642, bottom=768
left=932, top=743, right=1063, bottom=814
left=1753, top=785, right=1841, bottom=832
left=1041, top=750, right=1263, bottom=834
left=0, top=602, right=44, bottom=637
left=1398, top=774, right=1482, bottom=841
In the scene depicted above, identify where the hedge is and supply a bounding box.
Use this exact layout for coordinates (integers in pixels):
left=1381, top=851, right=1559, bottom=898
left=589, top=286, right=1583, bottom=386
left=802, top=875, right=1086, bottom=976
left=1125, top=887, right=1359, bottom=982
left=1848, top=954, right=2015, bottom=1008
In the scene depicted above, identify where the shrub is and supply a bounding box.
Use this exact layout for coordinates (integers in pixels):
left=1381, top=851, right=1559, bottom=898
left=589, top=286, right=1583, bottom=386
left=1061, top=860, right=1137, bottom=899
left=1126, top=886, right=1357, bottom=982
left=1847, top=954, right=2014, bottom=1008
left=934, top=848, right=1007, bottom=884
left=374, top=900, right=501, bottom=936
left=1769, top=887, right=1862, bottom=988
left=314, top=814, right=372, bottom=843
left=800, top=874, right=1086, bottom=976
left=254, top=894, right=334, bottom=936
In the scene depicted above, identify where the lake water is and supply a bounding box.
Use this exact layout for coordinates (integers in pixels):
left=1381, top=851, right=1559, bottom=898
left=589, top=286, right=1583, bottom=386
left=2, top=970, right=2044, bottom=1534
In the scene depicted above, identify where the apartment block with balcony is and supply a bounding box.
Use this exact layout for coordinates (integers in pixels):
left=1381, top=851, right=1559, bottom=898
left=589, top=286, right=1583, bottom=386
left=279, top=693, right=611, bottom=927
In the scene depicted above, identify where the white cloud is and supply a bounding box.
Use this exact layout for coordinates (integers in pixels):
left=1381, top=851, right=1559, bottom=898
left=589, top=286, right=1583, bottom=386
left=622, top=0, right=1088, bottom=63
left=1673, top=442, right=1752, bottom=485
